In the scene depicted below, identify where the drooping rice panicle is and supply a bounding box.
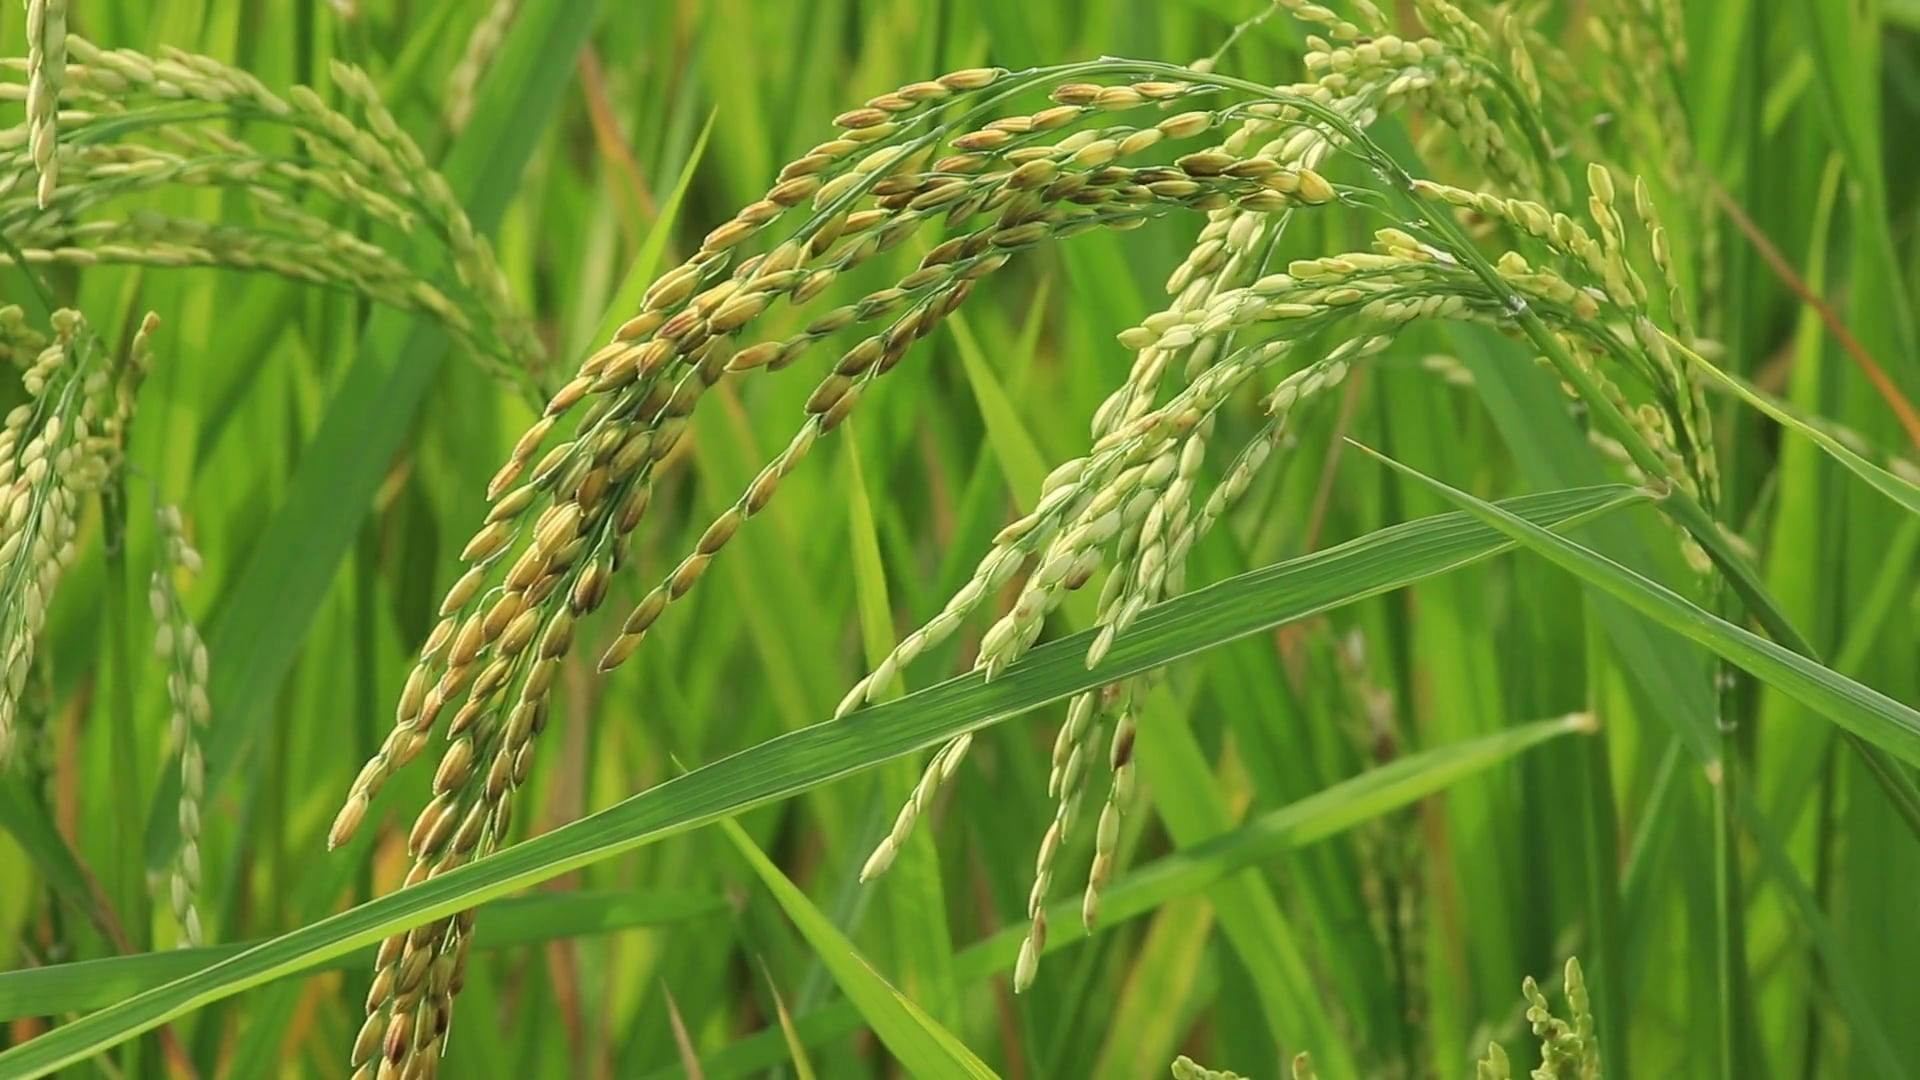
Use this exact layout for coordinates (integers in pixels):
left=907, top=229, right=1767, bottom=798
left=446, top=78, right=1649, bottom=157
left=1522, top=958, right=1604, bottom=1079
left=22, top=0, right=66, bottom=207
left=296, top=22, right=1741, bottom=1057
left=0, top=39, right=545, bottom=391
left=150, top=500, right=210, bottom=947
left=444, top=0, right=518, bottom=133
left=879, top=150, right=1718, bottom=981
left=0, top=5, right=1903, bottom=1077
left=0, top=307, right=147, bottom=762
left=842, top=16, right=1579, bottom=977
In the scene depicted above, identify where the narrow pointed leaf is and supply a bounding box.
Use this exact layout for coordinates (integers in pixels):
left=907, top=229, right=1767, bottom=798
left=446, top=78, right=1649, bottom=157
left=0, top=485, right=1640, bottom=1077
left=719, top=819, right=994, bottom=1079
left=1353, top=444, right=1920, bottom=766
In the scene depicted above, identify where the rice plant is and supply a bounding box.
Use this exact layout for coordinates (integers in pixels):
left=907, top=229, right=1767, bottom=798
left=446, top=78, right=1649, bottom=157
left=1, top=1, right=1916, bottom=1077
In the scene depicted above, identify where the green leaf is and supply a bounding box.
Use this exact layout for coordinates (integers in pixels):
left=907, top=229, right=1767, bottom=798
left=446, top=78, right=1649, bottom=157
left=0, top=783, right=112, bottom=942
left=719, top=819, right=994, bottom=1078
left=661, top=713, right=1590, bottom=1080
left=846, top=428, right=957, bottom=1024
left=949, top=311, right=1049, bottom=502
left=759, top=962, right=820, bottom=1080
left=589, top=111, right=715, bottom=347
left=1352, top=444, right=1920, bottom=766
left=1676, top=336, right=1920, bottom=515
left=0, top=485, right=1640, bottom=1077
left=0, top=889, right=721, bottom=1021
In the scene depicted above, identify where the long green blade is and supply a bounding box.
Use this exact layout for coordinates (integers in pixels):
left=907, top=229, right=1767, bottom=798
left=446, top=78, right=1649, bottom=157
left=1679, top=336, right=1920, bottom=515
left=0, top=485, right=1641, bottom=1078
left=0, top=783, right=111, bottom=941
left=1355, top=445, right=1920, bottom=765
left=720, top=820, right=995, bottom=1079
left=666, top=712, right=1591, bottom=1080
left=0, top=889, right=723, bottom=1021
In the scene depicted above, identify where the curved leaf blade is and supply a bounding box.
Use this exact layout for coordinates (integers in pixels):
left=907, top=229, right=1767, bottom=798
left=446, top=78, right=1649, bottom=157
left=664, top=712, right=1591, bottom=1080
left=0, top=889, right=723, bottom=1021
left=0, top=484, right=1642, bottom=1078
left=1354, top=444, right=1920, bottom=765
left=1681, top=338, right=1920, bottom=515
left=720, top=820, right=994, bottom=1079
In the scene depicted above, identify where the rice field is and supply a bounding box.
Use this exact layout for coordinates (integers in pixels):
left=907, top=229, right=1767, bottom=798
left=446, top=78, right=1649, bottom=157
left=1, top=1, right=1918, bottom=1077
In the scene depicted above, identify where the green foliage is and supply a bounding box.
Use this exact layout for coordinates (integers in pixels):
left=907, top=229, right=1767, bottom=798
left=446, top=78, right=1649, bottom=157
left=1185, top=957, right=1604, bottom=1080
left=0, top=1, right=1915, bottom=1078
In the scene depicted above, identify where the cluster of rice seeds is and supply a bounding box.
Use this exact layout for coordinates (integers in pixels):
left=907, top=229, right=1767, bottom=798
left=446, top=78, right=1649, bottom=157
left=337, top=64, right=1282, bottom=1072
left=848, top=439, right=1192, bottom=880
left=994, top=36, right=1515, bottom=940
left=150, top=502, right=210, bottom=947
left=595, top=81, right=1384, bottom=676
left=1625, top=176, right=1716, bottom=506
left=0, top=302, right=47, bottom=367
left=328, top=61, right=542, bottom=378
left=1299, top=0, right=1560, bottom=203
left=444, top=0, right=518, bottom=133
left=1169, top=1052, right=1253, bottom=1080
left=1409, top=169, right=1718, bottom=515
left=1473, top=958, right=1601, bottom=1080
left=332, top=43, right=1641, bottom=1047
left=337, top=490, right=586, bottom=1077
left=1098, top=19, right=1526, bottom=446
left=0, top=104, right=411, bottom=243
left=0, top=38, right=541, bottom=389
left=1577, top=1, right=1717, bottom=332
left=0, top=308, right=149, bottom=761
left=337, top=486, right=594, bottom=1075
left=844, top=54, right=1697, bottom=983
left=22, top=0, right=65, bottom=207
left=853, top=333, right=1374, bottom=889
left=837, top=117, right=1413, bottom=807
left=845, top=62, right=1433, bottom=894
left=0, top=206, right=486, bottom=363
left=858, top=155, right=1638, bottom=985
left=1016, top=350, right=1377, bottom=987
